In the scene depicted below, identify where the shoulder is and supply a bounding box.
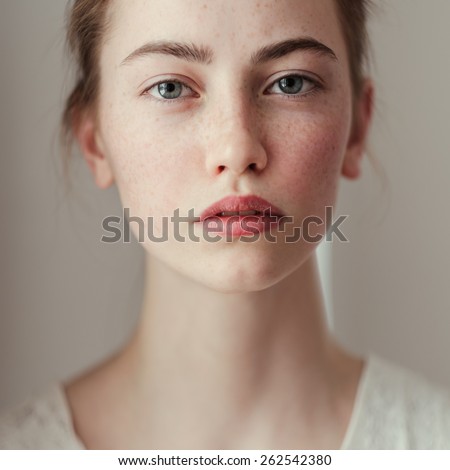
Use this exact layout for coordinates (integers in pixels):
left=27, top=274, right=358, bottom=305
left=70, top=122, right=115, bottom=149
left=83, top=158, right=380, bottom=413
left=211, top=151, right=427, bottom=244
left=344, top=354, right=450, bottom=449
left=0, top=383, right=84, bottom=450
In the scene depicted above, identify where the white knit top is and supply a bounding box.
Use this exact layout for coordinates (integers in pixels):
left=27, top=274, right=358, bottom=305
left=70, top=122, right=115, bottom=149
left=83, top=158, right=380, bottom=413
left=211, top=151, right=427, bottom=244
left=1, top=354, right=450, bottom=449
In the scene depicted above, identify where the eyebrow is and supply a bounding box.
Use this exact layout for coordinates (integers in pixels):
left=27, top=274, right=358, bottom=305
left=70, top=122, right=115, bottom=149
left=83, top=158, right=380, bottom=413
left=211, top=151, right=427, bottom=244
left=120, top=36, right=338, bottom=67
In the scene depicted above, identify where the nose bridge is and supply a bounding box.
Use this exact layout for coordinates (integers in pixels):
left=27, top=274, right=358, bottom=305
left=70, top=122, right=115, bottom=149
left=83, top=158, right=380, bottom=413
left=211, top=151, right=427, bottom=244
left=204, top=87, right=267, bottom=175
left=217, top=88, right=251, bottom=132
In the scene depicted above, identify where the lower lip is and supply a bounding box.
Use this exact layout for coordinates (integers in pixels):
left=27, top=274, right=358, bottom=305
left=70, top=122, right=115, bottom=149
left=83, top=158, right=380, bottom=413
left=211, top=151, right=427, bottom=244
left=194, top=214, right=282, bottom=238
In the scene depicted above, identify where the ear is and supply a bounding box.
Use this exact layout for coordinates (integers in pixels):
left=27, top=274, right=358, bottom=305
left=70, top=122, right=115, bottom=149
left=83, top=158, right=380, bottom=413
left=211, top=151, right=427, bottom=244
left=341, top=79, right=375, bottom=179
left=74, top=111, right=115, bottom=189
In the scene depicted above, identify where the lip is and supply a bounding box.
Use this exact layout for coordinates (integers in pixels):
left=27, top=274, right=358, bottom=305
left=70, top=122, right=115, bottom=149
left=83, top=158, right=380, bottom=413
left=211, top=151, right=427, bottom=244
left=196, top=195, right=285, bottom=222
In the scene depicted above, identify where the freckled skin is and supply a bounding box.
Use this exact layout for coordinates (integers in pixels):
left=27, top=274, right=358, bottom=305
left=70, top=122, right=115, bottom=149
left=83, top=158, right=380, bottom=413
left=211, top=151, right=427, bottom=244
left=68, top=0, right=375, bottom=449
left=96, top=0, right=355, bottom=293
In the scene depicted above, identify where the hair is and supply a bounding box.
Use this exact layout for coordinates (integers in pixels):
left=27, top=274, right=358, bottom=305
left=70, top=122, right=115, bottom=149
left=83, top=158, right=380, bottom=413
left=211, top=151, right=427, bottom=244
left=335, top=0, right=373, bottom=99
left=60, top=0, right=374, bottom=187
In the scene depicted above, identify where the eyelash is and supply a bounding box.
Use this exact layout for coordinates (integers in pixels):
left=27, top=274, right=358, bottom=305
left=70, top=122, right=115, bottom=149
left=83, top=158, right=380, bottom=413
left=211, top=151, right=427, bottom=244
left=141, top=74, right=323, bottom=106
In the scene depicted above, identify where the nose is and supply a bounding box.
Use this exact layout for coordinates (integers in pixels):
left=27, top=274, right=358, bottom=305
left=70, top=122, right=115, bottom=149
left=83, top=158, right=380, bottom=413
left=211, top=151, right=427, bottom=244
left=204, top=96, right=268, bottom=177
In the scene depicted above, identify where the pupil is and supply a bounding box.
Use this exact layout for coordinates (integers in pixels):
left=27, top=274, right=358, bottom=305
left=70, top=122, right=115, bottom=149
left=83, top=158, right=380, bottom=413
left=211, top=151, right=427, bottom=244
left=280, top=76, right=303, bottom=94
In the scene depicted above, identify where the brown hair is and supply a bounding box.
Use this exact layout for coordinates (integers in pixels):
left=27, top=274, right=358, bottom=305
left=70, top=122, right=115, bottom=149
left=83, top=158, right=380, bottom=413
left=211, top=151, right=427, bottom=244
left=335, top=0, right=373, bottom=98
left=60, top=0, right=374, bottom=185
left=60, top=0, right=110, bottom=189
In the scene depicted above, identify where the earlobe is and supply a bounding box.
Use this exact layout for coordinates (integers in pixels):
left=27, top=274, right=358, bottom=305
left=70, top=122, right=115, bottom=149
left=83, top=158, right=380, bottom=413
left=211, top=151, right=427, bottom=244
left=341, top=79, right=375, bottom=180
left=74, top=112, right=115, bottom=189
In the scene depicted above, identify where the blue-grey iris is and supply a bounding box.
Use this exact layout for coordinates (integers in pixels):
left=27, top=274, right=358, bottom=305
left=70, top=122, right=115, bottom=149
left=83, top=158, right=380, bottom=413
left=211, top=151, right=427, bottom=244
left=279, top=76, right=303, bottom=94
left=158, top=82, right=182, bottom=99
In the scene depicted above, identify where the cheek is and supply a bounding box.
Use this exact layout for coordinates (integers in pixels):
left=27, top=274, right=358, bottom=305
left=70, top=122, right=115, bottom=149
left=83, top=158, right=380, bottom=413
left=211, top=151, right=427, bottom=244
left=101, top=114, right=194, bottom=219
left=269, top=112, right=350, bottom=210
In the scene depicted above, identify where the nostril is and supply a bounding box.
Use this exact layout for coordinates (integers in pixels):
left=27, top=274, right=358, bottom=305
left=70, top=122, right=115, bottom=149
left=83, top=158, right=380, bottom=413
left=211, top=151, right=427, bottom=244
left=216, top=162, right=257, bottom=174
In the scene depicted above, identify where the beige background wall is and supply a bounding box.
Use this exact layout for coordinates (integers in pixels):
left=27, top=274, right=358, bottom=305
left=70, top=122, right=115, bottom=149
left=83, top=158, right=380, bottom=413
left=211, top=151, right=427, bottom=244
left=332, top=0, right=450, bottom=387
left=1, top=0, right=450, bottom=409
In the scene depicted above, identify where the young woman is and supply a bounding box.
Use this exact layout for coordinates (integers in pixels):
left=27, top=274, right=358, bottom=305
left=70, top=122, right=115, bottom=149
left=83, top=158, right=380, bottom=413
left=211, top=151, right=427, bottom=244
left=1, top=0, right=450, bottom=450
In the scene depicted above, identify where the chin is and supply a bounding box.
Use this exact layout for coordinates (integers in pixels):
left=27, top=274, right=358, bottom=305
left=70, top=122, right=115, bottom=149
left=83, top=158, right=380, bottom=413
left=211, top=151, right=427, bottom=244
left=146, top=237, right=314, bottom=294
left=188, top=248, right=304, bottom=294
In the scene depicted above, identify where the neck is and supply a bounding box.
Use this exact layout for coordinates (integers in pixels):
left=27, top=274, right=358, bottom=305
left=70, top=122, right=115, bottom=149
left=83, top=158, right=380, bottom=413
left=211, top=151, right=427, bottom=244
left=114, top=253, right=351, bottom=448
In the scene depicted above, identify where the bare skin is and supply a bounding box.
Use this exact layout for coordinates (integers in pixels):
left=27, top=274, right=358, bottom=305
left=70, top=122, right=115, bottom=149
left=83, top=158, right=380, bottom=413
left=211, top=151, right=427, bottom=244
left=65, top=0, right=373, bottom=449
left=65, top=255, right=364, bottom=449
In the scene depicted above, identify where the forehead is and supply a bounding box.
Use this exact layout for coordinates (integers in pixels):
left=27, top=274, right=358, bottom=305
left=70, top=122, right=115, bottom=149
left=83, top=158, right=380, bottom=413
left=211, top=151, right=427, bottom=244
left=102, top=0, right=348, bottom=67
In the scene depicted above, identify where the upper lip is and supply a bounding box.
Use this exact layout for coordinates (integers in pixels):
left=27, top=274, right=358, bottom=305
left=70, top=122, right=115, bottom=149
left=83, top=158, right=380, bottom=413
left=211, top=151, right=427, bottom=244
left=196, top=195, right=285, bottom=222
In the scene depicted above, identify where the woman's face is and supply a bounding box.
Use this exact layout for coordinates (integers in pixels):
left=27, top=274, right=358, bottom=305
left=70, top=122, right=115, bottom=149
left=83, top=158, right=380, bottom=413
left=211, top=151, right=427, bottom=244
left=86, top=0, right=371, bottom=293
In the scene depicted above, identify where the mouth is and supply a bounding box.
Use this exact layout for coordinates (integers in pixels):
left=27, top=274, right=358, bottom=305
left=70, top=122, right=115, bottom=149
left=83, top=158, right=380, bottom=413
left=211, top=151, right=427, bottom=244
left=191, top=195, right=285, bottom=238
left=195, top=194, right=285, bottom=223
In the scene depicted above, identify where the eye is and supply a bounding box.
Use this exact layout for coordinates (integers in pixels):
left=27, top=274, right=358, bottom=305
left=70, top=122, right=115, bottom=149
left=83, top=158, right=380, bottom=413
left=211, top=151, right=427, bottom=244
left=266, top=74, right=320, bottom=98
left=143, top=79, right=196, bottom=102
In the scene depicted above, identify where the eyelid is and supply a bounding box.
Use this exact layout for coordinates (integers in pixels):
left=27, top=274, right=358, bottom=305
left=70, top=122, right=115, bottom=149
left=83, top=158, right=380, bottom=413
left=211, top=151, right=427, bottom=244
left=267, top=68, right=325, bottom=85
